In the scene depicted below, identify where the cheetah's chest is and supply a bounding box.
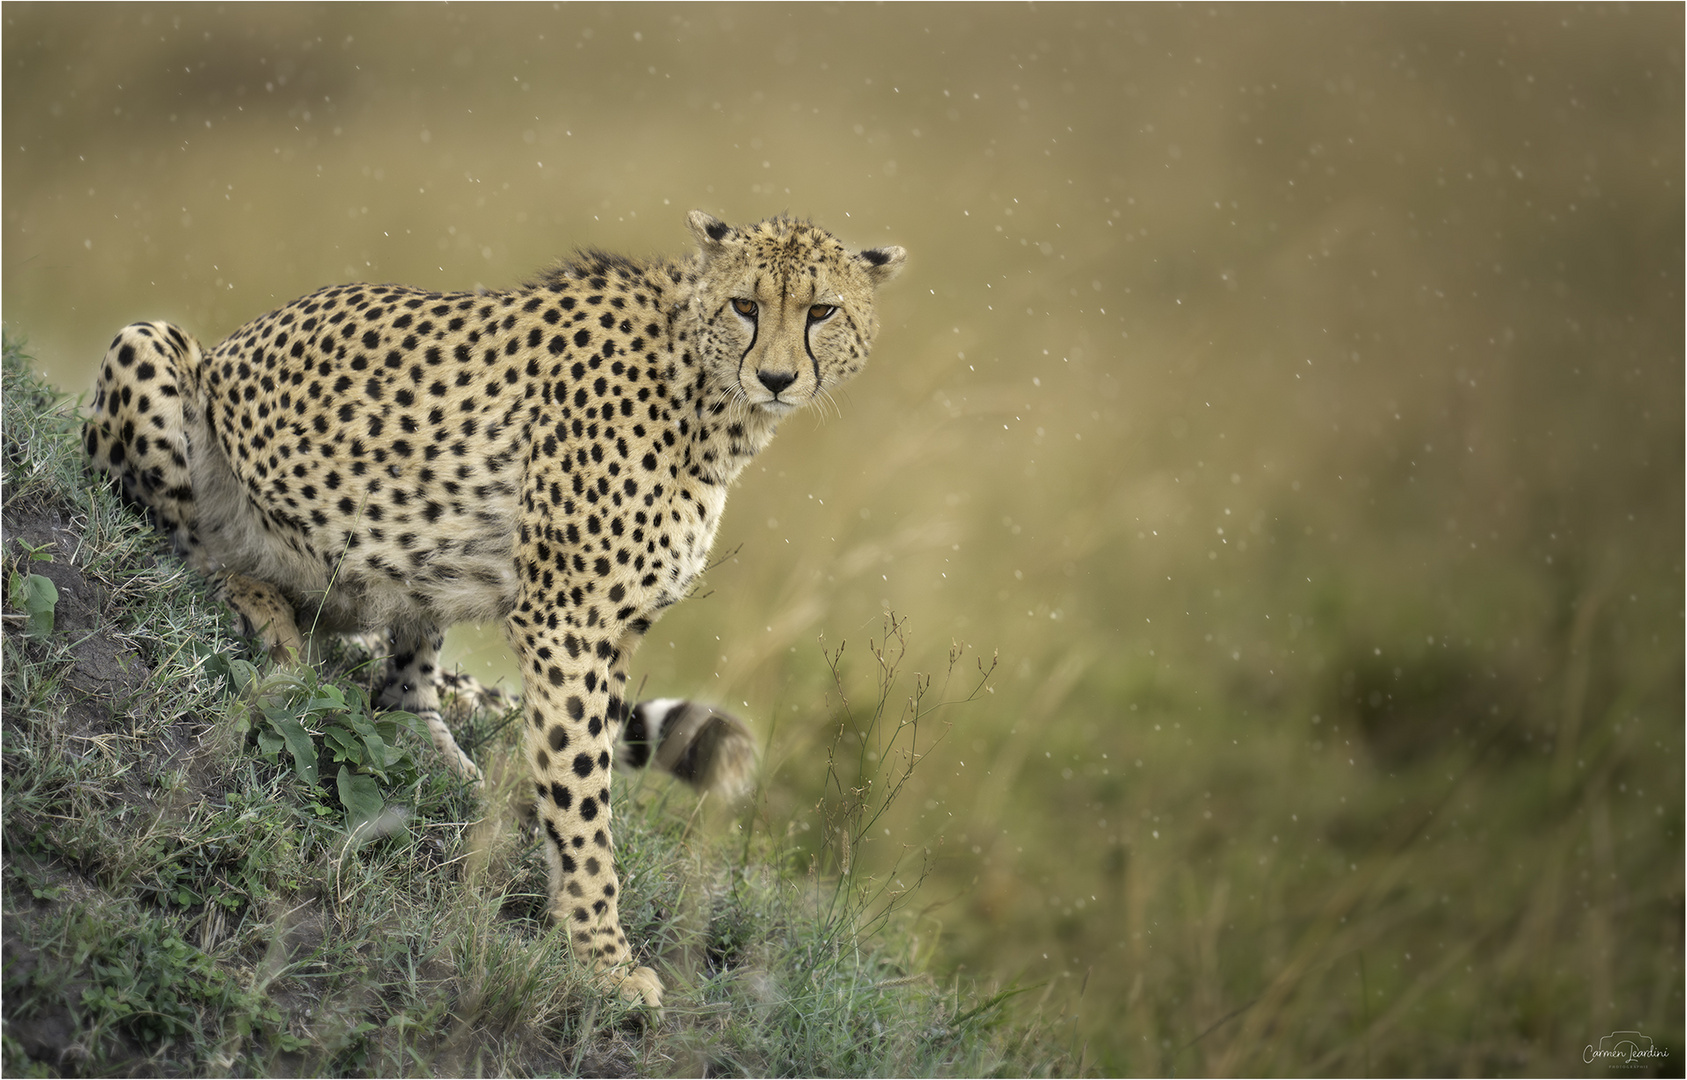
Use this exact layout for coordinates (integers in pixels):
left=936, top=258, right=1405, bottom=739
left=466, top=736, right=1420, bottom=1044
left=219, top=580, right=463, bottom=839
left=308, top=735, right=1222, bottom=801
left=656, top=485, right=730, bottom=611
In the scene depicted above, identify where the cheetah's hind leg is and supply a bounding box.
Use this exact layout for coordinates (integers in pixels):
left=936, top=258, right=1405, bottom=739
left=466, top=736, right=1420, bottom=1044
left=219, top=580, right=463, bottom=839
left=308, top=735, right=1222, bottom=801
left=83, top=321, right=205, bottom=559
left=83, top=322, right=304, bottom=670
left=437, top=669, right=518, bottom=726
left=373, top=625, right=485, bottom=785
left=215, top=573, right=305, bottom=666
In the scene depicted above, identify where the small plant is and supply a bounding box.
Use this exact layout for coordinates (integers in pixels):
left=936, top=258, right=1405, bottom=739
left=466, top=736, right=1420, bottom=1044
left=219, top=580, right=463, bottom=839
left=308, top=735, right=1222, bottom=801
left=7, top=540, right=58, bottom=642
left=811, top=612, right=996, bottom=941
left=248, top=667, right=438, bottom=841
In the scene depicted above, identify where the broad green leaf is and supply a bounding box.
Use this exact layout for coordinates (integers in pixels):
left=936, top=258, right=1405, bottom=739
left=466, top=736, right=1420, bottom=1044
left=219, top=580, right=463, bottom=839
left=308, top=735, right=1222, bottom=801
left=341, top=710, right=378, bottom=738
left=308, top=684, right=348, bottom=712
left=13, top=571, right=57, bottom=640
left=196, top=647, right=231, bottom=680
left=384, top=709, right=433, bottom=740
left=255, top=729, right=284, bottom=762
left=222, top=654, right=258, bottom=695
left=324, top=725, right=365, bottom=766
left=267, top=714, right=319, bottom=786
left=358, top=728, right=394, bottom=776
left=227, top=658, right=259, bottom=693
left=341, top=712, right=405, bottom=776
left=336, top=765, right=384, bottom=834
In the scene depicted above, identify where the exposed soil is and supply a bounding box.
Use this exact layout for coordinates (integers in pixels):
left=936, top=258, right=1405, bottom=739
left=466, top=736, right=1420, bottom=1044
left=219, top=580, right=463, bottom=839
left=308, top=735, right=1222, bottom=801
left=3, top=501, right=154, bottom=721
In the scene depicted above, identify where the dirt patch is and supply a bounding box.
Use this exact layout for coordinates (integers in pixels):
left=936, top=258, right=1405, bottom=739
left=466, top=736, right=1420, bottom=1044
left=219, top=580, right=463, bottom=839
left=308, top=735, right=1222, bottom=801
left=3, top=502, right=154, bottom=720
left=0, top=933, right=76, bottom=1068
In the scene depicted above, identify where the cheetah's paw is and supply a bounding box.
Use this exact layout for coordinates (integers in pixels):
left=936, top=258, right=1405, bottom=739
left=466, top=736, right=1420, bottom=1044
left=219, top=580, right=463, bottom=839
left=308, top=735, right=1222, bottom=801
left=603, top=964, right=664, bottom=1009
left=216, top=573, right=304, bottom=665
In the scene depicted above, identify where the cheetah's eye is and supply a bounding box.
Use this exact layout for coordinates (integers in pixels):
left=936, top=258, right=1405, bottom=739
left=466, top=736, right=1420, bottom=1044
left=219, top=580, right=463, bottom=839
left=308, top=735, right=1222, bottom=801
left=731, top=298, right=757, bottom=318
left=808, top=304, right=837, bottom=321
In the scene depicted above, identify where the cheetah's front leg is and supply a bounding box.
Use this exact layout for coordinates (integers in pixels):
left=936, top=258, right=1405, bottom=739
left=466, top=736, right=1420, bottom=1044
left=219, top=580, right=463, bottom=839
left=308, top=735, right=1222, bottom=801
left=514, top=619, right=661, bottom=1007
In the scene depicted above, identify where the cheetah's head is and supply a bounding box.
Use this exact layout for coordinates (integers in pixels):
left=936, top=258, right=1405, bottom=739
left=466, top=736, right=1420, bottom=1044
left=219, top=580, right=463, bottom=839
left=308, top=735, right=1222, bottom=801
left=686, top=211, right=905, bottom=416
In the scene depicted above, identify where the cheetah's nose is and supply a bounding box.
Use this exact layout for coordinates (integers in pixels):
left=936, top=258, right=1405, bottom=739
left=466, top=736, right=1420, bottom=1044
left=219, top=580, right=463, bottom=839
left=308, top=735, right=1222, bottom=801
left=756, top=370, right=797, bottom=395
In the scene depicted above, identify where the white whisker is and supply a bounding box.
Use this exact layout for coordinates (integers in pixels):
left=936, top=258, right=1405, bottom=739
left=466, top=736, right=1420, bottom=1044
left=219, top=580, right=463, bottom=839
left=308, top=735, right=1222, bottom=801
left=814, top=386, right=839, bottom=422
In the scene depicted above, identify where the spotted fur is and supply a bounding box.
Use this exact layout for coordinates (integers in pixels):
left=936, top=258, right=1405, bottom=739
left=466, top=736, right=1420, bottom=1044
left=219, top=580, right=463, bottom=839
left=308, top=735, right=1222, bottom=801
left=83, top=212, right=906, bottom=1007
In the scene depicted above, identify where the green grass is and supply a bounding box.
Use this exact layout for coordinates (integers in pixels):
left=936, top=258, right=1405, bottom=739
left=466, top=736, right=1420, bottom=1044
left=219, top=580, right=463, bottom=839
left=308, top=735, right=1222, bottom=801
left=0, top=334, right=1071, bottom=1077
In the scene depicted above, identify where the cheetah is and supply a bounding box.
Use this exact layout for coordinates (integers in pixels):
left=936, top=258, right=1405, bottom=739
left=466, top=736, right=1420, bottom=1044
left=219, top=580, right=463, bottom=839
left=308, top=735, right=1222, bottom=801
left=83, top=212, right=906, bottom=1007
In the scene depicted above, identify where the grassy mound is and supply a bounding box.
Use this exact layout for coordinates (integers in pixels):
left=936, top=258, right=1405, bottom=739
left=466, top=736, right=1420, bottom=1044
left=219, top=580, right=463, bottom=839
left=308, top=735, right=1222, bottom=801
left=0, top=334, right=1070, bottom=1077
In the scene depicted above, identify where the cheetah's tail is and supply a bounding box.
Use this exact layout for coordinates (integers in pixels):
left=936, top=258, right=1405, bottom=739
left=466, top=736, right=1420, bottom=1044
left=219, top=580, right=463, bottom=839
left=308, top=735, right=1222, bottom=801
left=434, top=673, right=759, bottom=800
left=621, top=698, right=760, bottom=802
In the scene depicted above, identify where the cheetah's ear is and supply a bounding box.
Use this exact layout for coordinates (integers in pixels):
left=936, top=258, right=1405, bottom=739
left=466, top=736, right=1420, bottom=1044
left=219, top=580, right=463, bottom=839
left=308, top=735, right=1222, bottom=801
left=687, top=211, right=738, bottom=258
left=856, top=245, right=907, bottom=286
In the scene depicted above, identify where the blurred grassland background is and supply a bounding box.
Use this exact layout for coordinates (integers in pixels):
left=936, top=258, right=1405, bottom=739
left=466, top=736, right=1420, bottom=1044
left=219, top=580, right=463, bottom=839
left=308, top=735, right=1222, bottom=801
left=4, top=3, right=1681, bottom=1073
